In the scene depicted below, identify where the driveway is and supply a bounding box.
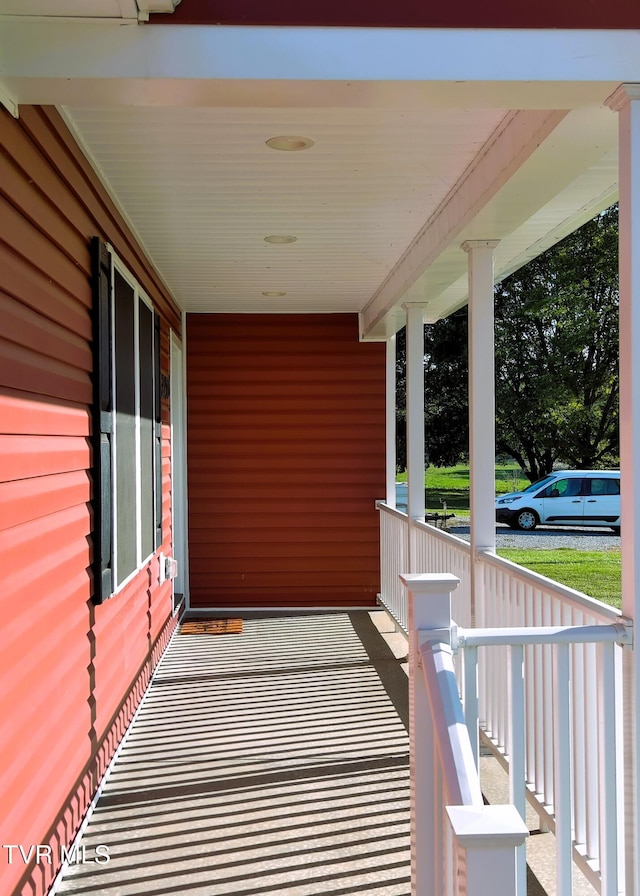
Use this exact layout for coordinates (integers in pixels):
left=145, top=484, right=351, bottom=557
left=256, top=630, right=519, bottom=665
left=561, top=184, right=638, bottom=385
left=447, top=520, right=620, bottom=550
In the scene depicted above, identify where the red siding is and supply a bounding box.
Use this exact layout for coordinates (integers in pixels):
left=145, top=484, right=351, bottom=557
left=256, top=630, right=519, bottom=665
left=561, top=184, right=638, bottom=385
left=187, top=313, right=386, bottom=608
left=154, top=0, right=640, bottom=28
left=0, top=106, right=180, bottom=896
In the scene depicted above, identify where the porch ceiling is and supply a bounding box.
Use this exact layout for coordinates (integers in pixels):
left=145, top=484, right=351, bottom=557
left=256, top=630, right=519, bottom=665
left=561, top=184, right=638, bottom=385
left=0, top=19, right=635, bottom=338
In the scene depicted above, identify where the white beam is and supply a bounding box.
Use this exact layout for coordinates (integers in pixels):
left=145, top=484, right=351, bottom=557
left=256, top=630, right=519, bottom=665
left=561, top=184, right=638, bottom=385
left=2, top=23, right=640, bottom=85
left=607, top=81, right=640, bottom=896
left=361, top=110, right=567, bottom=336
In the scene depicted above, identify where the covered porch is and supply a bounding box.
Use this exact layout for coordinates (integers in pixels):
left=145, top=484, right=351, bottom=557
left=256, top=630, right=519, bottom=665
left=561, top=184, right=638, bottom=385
left=3, top=7, right=640, bottom=896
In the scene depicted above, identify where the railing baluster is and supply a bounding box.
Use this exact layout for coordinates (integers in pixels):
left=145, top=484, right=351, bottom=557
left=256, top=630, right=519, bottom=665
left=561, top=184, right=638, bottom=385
left=534, top=594, right=544, bottom=805
left=572, top=609, right=587, bottom=852
left=464, top=645, right=479, bottom=769
left=509, top=643, right=527, bottom=896
left=554, top=643, right=573, bottom=895
left=599, top=640, right=620, bottom=895
left=543, top=595, right=555, bottom=811
left=585, top=640, right=599, bottom=861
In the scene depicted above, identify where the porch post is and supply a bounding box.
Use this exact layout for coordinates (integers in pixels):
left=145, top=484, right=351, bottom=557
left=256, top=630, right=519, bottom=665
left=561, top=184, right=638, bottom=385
left=404, top=304, right=427, bottom=570
left=607, top=83, right=640, bottom=895
left=387, top=333, right=397, bottom=507
left=463, top=240, right=499, bottom=624
left=447, top=805, right=529, bottom=896
left=402, top=572, right=461, bottom=896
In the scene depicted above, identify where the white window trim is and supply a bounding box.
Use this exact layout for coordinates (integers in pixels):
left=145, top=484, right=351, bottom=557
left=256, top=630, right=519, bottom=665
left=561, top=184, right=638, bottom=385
left=108, top=246, right=158, bottom=594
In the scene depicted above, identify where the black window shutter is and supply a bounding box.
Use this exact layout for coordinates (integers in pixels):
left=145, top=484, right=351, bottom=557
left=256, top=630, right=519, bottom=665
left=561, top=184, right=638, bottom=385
left=91, top=238, right=114, bottom=604
left=154, top=314, right=163, bottom=550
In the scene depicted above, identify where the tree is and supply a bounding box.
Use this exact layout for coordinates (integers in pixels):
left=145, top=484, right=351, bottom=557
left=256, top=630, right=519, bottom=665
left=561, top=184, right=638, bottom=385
left=395, top=310, right=469, bottom=471
left=394, top=205, right=619, bottom=480
left=495, top=204, right=619, bottom=480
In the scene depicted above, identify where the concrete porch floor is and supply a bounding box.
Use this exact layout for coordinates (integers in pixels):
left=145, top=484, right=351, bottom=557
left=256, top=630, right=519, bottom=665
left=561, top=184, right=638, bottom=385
left=56, top=612, right=412, bottom=896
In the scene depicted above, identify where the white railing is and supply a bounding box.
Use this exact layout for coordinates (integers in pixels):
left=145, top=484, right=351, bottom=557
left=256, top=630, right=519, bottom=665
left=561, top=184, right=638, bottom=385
left=378, top=503, right=471, bottom=630
left=405, top=573, right=529, bottom=896
left=378, top=502, right=409, bottom=630
left=411, top=519, right=472, bottom=628
left=459, top=621, right=629, bottom=896
left=379, top=505, right=632, bottom=894
left=475, top=551, right=626, bottom=891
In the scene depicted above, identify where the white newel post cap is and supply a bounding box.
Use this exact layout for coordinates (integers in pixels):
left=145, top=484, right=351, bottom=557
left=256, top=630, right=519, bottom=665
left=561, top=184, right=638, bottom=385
left=401, top=574, right=460, bottom=631
left=447, top=805, right=529, bottom=896
left=447, top=804, right=529, bottom=847
left=399, top=573, right=460, bottom=594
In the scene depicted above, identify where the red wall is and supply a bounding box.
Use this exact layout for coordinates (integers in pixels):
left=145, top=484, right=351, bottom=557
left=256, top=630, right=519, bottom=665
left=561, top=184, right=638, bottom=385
left=154, top=0, right=640, bottom=28
left=187, top=313, right=386, bottom=608
left=0, top=106, right=181, bottom=896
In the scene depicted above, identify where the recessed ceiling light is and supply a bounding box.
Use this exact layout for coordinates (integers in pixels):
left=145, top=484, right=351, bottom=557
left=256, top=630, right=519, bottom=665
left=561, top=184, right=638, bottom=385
left=262, top=291, right=287, bottom=297
left=266, top=135, right=314, bottom=151
left=264, top=235, right=297, bottom=244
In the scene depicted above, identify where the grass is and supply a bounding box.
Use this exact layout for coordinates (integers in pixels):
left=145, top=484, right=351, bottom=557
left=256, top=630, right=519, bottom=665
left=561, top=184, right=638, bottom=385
left=497, top=548, right=622, bottom=609
left=396, top=462, right=529, bottom=512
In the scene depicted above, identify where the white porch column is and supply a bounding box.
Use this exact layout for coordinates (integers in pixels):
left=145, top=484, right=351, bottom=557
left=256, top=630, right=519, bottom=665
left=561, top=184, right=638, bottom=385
left=386, top=333, right=397, bottom=507
left=463, top=240, right=499, bottom=624
left=607, top=82, right=640, bottom=896
left=404, top=304, right=427, bottom=570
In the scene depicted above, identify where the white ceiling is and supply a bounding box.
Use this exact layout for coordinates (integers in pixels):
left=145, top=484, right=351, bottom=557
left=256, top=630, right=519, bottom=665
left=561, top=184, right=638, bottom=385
left=62, top=104, right=507, bottom=314
left=0, top=15, right=636, bottom=338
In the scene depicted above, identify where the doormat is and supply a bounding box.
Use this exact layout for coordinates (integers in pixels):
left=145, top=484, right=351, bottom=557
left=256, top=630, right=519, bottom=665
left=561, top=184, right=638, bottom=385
left=180, top=618, right=243, bottom=635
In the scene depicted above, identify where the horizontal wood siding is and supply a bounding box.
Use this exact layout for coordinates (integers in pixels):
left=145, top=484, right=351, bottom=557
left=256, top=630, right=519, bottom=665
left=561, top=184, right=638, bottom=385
left=0, top=106, right=181, bottom=896
left=187, top=313, right=385, bottom=608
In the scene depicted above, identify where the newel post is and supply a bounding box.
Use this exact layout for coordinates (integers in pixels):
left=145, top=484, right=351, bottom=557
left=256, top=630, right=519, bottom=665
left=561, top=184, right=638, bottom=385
left=403, top=572, right=528, bottom=896
left=447, top=804, right=529, bottom=896
left=402, top=572, right=460, bottom=896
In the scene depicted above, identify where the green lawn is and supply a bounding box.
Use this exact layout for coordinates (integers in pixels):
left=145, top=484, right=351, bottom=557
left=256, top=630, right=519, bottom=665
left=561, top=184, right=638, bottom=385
left=396, top=462, right=529, bottom=512
left=498, top=548, right=622, bottom=609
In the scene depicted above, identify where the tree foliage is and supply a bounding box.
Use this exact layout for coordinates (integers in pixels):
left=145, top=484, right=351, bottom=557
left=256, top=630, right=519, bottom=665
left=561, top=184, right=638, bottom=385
left=395, top=309, right=469, bottom=470
left=395, top=205, right=619, bottom=479
left=495, top=205, right=619, bottom=480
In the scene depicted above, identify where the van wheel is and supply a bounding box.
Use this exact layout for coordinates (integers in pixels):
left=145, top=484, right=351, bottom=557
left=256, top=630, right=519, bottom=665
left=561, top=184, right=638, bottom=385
left=515, top=509, right=538, bottom=531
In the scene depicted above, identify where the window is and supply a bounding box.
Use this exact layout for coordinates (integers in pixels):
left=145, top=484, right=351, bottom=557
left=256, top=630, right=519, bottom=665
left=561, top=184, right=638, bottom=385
left=588, top=478, right=620, bottom=496
left=92, top=240, right=162, bottom=602
left=539, top=478, right=584, bottom=498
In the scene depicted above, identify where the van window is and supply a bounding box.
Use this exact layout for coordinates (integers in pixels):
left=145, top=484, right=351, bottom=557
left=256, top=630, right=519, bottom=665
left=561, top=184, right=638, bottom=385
left=539, top=478, right=584, bottom=498
left=587, top=478, right=620, bottom=496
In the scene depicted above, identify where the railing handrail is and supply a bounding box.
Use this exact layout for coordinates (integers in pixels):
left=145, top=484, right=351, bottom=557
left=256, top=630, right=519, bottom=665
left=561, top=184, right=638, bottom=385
left=378, top=502, right=472, bottom=552
left=375, top=500, right=409, bottom=523
left=479, top=548, right=622, bottom=620
left=456, top=621, right=631, bottom=648
left=420, top=638, right=483, bottom=807
left=412, top=517, right=473, bottom=553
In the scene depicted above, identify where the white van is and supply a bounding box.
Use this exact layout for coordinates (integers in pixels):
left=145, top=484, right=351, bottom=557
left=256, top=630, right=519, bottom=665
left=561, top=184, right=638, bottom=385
left=495, top=470, right=620, bottom=532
